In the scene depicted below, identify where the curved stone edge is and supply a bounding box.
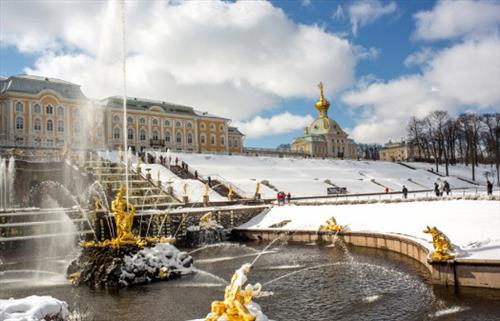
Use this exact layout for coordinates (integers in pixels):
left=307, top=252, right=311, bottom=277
left=233, top=228, right=500, bottom=290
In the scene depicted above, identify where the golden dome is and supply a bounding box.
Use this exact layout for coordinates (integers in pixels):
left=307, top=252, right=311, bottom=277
left=315, top=81, right=330, bottom=117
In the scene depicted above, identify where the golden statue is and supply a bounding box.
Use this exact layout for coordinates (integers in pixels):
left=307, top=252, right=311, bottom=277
left=137, top=156, right=142, bottom=172
left=255, top=182, right=260, bottom=195
left=204, top=182, right=210, bottom=197
left=206, top=263, right=261, bottom=321
left=200, top=212, right=213, bottom=227
left=111, top=184, right=136, bottom=243
left=319, top=216, right=344, bottom=233
left=423, top=226, right=455, bottom=261
left=157, top=170, right=161, bottom=182
left=183, top=183, right=189, bottom=197
left=228, top=185, right=233, bottom=199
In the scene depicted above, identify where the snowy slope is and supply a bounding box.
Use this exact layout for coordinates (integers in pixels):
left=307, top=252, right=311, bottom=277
left=405, top=162, right=497, bottom=185
left=238, top=200, right=500, bottom=260
left=159, top=152, right=479, bottom=197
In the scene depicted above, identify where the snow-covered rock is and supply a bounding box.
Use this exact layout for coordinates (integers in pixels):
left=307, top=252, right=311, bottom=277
left=0, top=296, right=69, bottom=321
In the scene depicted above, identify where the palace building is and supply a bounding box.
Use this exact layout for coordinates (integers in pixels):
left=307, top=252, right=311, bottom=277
left=0, top=74, right=244, bottom=154
left=291, top=82, right=357, bottom=159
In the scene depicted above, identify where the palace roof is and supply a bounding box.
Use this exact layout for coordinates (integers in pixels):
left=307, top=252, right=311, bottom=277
left=0, top=74, right=87, bottom=100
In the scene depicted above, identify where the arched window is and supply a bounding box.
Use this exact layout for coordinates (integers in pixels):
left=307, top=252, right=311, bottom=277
left=165, top=131, right=171, bottom=142
left=74, top=122, right=80, bottom=133
left=220, top=135, right=225, bottom=146
left=187, top=132, right=193, bottom=144
left=234, top=140, right=238, bottom=147
left=164, top=119, right=170, bottom=127
left=46, top=105, right=53, bottom=114
left=15, top=102, right=23, bottom=113
left=210, top=134, right=215, bottom=145
left=34, top=104, right=41, bottom=113
left=34, top=119, right=41, bottom=131
left=15, top=117, right=23, bottom=129
left=57, top=106, right=64, bottom=116
left=140, top=117, right=146, bottom=124
left=210, top=124, right=215, bottom=131
left=127, top=128, right=134, bottom=139
left=140, top=129, right=146, bottom=141
left=152, top=119, right=158, bottom=126
left=113, top=115, right=120, bottom=123
left=200, top=123, right=206, bottom=130
left=220, top=124, right=224, bottom=131
left=114, top=128, right=120, bottom=139
left=175, top=121, right=182, bottom=127
left=127, top=116, right=133, bottom=124
left=176, top=132, right=182, bottom=144
left=57, top=120, right=64, bottom=132
left=201, top=134, right=206, bottom=144
left=152, top=130, right=159, bottom=140
left=47, top=119, right=53, bottom=131
left=187, top=122, right=193, bottom=129
left=229, top=139, right=233, bottom=148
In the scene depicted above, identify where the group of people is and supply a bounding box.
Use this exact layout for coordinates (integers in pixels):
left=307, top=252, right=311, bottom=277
left=434, top=180, right=451, bottom=196
left=487, top=180, right=494, bottom=195
left=277, top=191, right=291, bottom=205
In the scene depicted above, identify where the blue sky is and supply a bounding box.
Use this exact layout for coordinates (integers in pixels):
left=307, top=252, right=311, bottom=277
left=1, top=0, right=498, bottom=147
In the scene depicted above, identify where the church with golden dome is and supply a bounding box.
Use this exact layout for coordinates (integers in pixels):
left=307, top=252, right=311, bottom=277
left=291, top=82, right=357, bottom=159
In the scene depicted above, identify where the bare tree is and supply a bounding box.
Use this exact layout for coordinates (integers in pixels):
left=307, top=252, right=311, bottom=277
left=458, top=113, right=483, bottom=181
left=481, top=113, right=500, bottom=185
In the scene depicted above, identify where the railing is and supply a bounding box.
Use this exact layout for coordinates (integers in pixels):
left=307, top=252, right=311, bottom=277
left=149, top=139, right=166, bottom=147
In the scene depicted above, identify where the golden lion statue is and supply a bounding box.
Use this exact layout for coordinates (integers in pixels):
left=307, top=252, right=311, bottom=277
left=423, top=225, right=455, bottom=261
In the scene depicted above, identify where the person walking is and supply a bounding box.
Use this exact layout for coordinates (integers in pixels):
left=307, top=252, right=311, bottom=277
left=434, top=182, right=440, bottom=197
left=402, top=185, right=408, bottom=199
left=208, top=176, right=212, bottom=187
left=444, top=181, right=450, bottom=196
left=487, top=180, right=493, bottom=195
left=286, top=192, right=291, bottom=204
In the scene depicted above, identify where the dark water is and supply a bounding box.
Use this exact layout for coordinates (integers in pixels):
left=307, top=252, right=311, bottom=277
left=1, top=242, right=500, bottom=321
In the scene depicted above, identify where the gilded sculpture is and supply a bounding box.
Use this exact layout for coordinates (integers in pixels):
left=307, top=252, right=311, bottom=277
left=204, top=182, right=210, bottom=197
left=228, top=184, right=233, bottom=199
left=205, top=263, right=261, bottom=321
left=423, top=226, right=455, bottom=261
left=112, top=184, right=136, bottom=243
left=319, top=216, right=344, bottom=233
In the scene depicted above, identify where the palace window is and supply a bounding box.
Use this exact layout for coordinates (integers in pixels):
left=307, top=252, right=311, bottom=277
left=113, top=115, right=120, bottom=123
left=34, top=119, right=41, bottom=131
left=152, top=130, right=159, bottom=140
left=220, top=135, right=225, bottom=146
left=220, top=124, right=224, bottom=131
left=114, top=128, right=120, bottom=139
left=164, top=119, right=171, bottom=127
left=187, top=122, right=193, bottom=129
left=210, top=124, right=215, bottom=131
left=200, top=123, right=205, bottom=130
left=57, top=120, right=64, bottom=132
left=127, top=116, right=133, bottom=124
left=175, top=121, right=182, bottom=127
left=58, top=106, right=64, bottom=117
left=229, top=140, right=233, bottom=148
left=165, top=131, right=171, bottom=143
left=140, top=129, right=146, bottom=141
left=187, top=132, right=193, bottom=144
left=128, top=128, right=134, bottom=140
left=176, top=132, right=182, bottom=144
left=210, top=134, right=215, bottom=145
left=15, top=117, right=24, bottom=129
left=46, top=105, right=53, bottom=114
left=47, top=120, right=53, bottom=131
left=152, top=119, right=159, bottom=126
left=15, top=102, right=24, bottom=113
left=201, top=134, right=206, bottom=144
left=140, top=117, right=146, bottom=124
left=234, top=140, right=238, bottom=147
left=46, top=139, right=53, bottom=147
left=34, top=104, right=41, bottom=113
left=74, top=122, right=80, bottom=133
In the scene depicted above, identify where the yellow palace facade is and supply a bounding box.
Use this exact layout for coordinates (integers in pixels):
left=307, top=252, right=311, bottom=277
left=0, top=74, right=244, bottom=154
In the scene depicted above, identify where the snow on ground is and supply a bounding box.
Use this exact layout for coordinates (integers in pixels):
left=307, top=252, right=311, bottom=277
left=160, top=152, right=479, bottom=197
left=405, top=162, right=497, bottom=185
left=0, top=295, right=69, bottom=321
left=238, top=200, right=500, bottom=260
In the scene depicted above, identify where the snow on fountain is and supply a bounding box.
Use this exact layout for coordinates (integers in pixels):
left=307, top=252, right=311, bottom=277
left=0, top=156, right=16, bottom=210
left=0, top=296, right=69, bottom=321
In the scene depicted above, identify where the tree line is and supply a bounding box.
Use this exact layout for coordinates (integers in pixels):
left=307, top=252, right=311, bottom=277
left=407, top=111, right=499, bottom=185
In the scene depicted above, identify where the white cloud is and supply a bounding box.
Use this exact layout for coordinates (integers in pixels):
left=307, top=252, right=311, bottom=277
left=232, top=113, right=314, bottom=138
left=347, top=0, right=397, bottom=36
left=342, top=38, right=500, bottom=143
left=413, top=0, right=500, bottom=41
left=302, top=0, right=312, bottom=7
left=332, top=5, right=345, bottom=20
left=1, top=0, right=358, bottom=121
left=404, top=47, right=435, bottom=67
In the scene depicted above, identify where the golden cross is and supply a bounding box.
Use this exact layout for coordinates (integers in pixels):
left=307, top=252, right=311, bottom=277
left=318, top=81, right=324, bottom=98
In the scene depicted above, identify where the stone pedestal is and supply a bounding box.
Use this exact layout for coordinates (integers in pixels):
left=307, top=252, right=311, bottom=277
left=254, top=193, right=261, bottom=200
left=203, top=195, right=210, bottom=207
left=183, top=195, right=189, bottom=204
